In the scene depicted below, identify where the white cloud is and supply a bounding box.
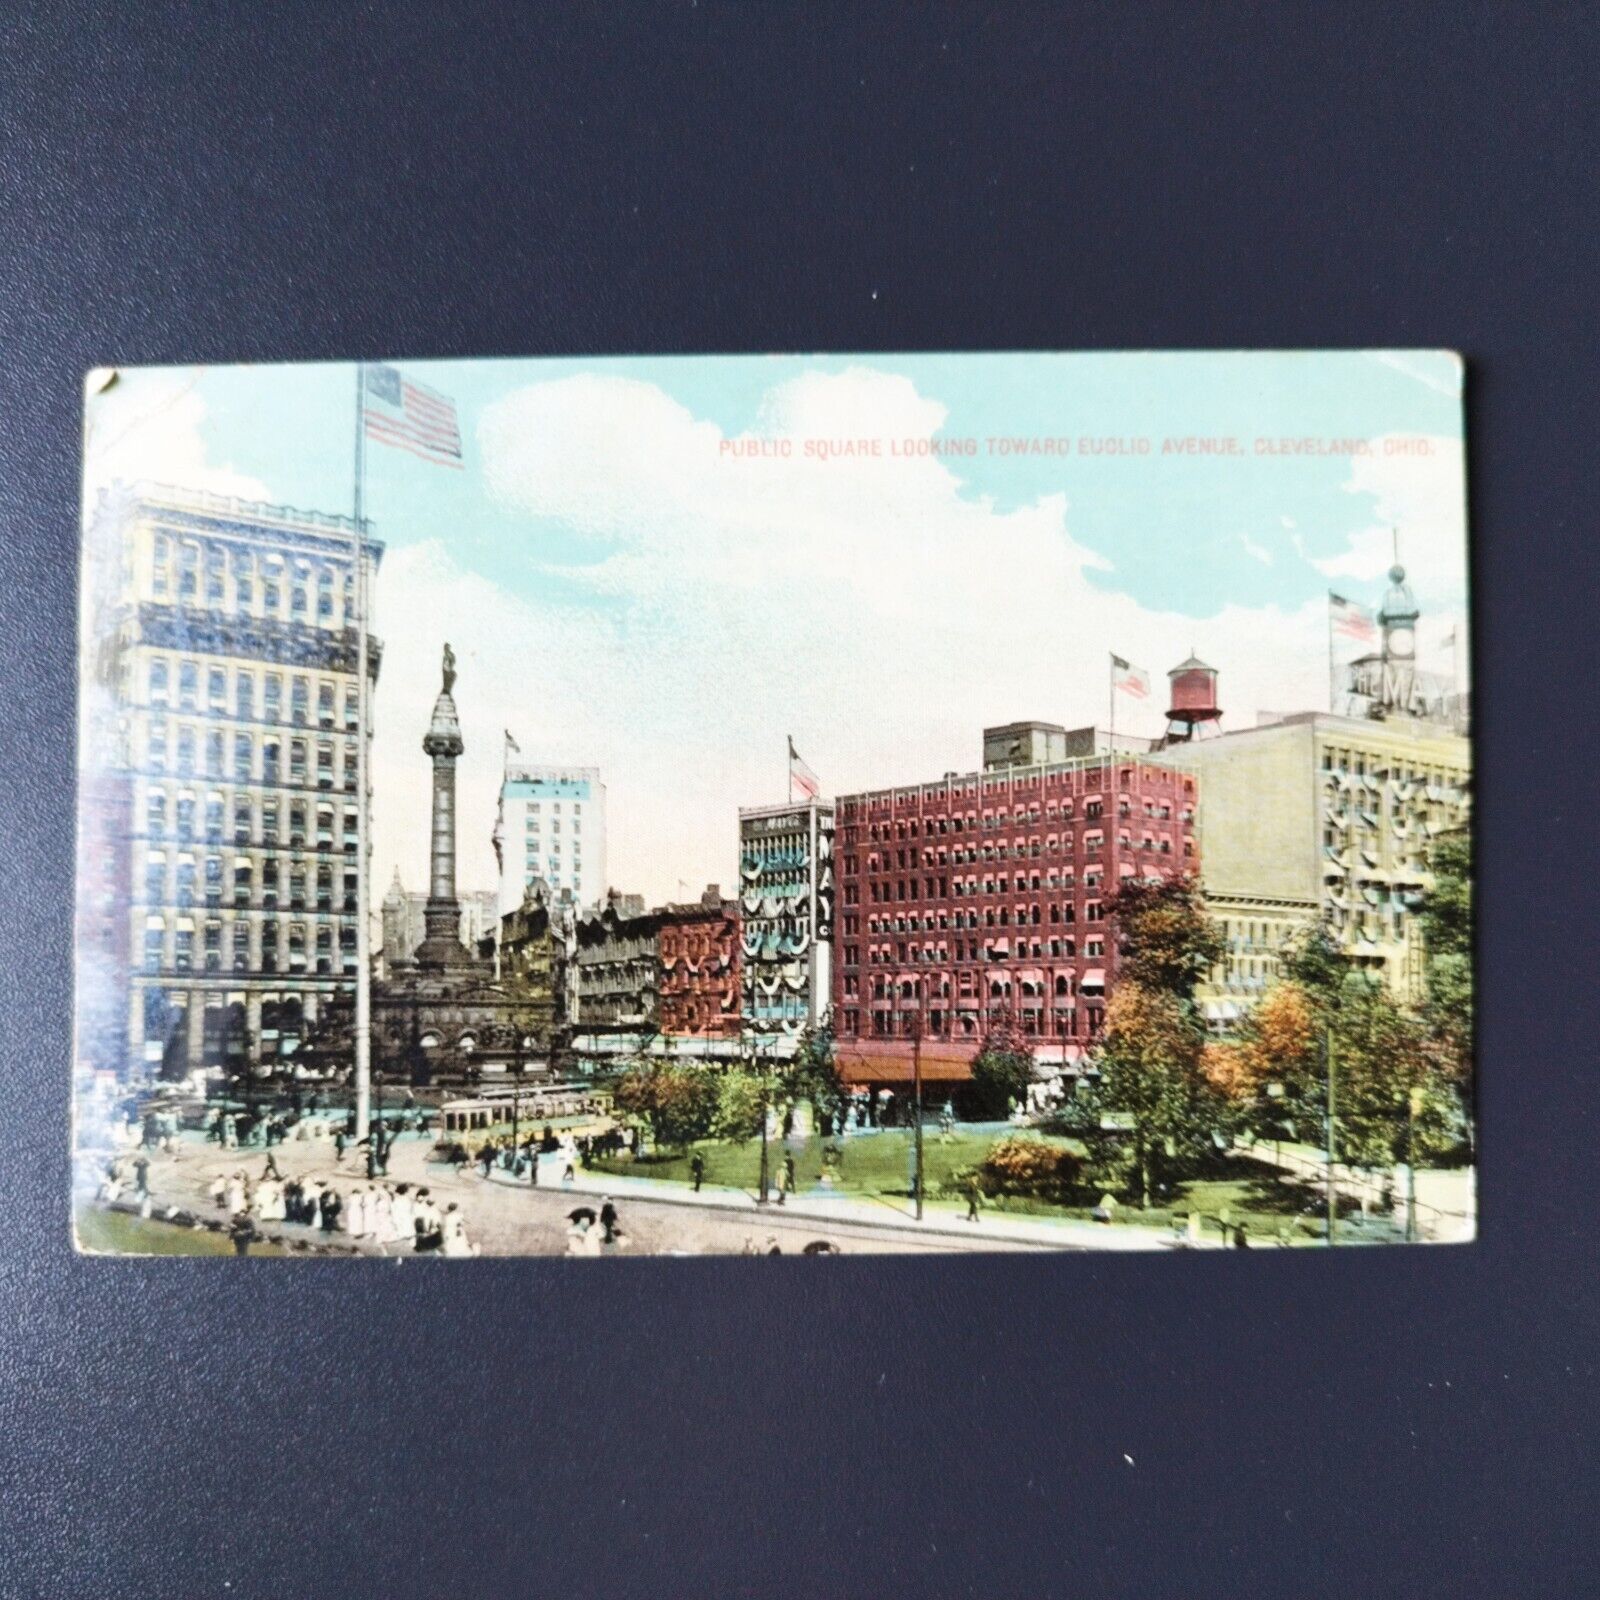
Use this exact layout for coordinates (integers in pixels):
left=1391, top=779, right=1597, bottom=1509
left=1311, top=435, right=1469, bottom=610
left=1238, top=532, right=1274, bottom=566
left=350, top=367, right=1376, bottom=904
left=82, top=370, right=272, bottom=508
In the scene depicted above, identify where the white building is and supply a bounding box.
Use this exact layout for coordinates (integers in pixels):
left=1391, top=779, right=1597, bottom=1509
left=75, top=481, right=382, bottom=1073
left=495, top=764, right=606, bottom=921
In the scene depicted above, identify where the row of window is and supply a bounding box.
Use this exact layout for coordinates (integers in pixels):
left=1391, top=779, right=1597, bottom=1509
left=845, top=772, right=1196, bottom=835
left=841, top=936, right=1106, bottom=967
left=141, top=723, right=359, bottom=789
left=143, top=788, right=357, bottom=851
left=141, top=912, right=356, bottom=976
left=148, top=534, right=354, bottom=623
left=839, top=1008, right=1105, bottom=1040
left=145, top=656, right=358, bottom=726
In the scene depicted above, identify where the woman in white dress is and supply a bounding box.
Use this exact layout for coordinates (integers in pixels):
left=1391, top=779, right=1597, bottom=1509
left=368, top=1185, right=394, bottom=1251
left=388, top=1185, right=416, bottom=1249
left=225, top=1172, right=247, bottom=1217
left=440, top=1204, right=474, bottom=1257
left=346, top=1186, right=369, bottom=1240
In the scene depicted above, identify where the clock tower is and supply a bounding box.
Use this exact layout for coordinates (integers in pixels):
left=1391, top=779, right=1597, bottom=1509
left=1376, top=544, right=1421, bottom=716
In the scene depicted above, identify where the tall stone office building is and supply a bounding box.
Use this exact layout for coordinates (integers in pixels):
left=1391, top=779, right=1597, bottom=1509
left=75, top=482, right=382, bottom=1075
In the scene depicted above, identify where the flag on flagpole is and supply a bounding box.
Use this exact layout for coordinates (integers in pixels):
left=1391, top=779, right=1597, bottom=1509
left=788, top=736, right=820, bottom=801
left=505, top=729, right=521, bottom=761
left=1329, top=592, right=1378, bottom=645
left=1110, top=654, right=1151, bottom=699
left=363, top=364, right=463, bottom=469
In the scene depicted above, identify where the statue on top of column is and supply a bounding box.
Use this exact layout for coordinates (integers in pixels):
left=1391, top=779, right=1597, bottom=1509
left=441, top=642, right=457, bottom=695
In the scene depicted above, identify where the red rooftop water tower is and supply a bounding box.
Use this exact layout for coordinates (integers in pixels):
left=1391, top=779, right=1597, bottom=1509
left=1164, top=651, right=1222, bottom=742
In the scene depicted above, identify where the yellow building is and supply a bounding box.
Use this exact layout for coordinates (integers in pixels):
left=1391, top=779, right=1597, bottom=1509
left=1155, top=710, right=1470, bottom=1018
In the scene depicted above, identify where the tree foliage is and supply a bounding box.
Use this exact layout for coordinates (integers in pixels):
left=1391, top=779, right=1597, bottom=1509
left=1087, top=981, right=1224, bottom=1205
left=1418, top=829, right=1473, bottom=1088
left=1230, top=924, right=1468, bottom=1171
left=611, top=1062, right=719, bottom=1150
left=1107, top=872, right=1226, bottom=1001
left=781, top=1022, right=845, bottom=1127
left=969, top=1008, right=1035, bottom=1118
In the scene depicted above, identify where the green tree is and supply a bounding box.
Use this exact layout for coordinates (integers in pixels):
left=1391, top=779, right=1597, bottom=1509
left=711, top=1068, right=767, bottom=1144
left=1082, top=872, right=1229, bottom=1204
left=1418, top=829, right=1473, bottom=1087
left=1106, top=872, right=1225, bottom=1001
left=969, top=1009, right=1034, bottom=1119
left=1088, top=982, right=1222, bottom=1207
left=611, top=1061, right=719, bottom=1150
left=782, top=1021, right=845, bottom=1131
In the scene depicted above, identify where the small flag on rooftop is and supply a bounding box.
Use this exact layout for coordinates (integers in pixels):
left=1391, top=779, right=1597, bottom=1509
left=363, top=364, right=463, bottom=469
left=1329, top=592, right=1378, bottom=644
left=1110, top=654, right=1151, bottom=699
left=788, top=736, right=820, bottom=801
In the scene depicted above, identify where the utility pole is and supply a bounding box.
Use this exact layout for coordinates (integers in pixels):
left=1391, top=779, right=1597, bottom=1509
left=1406, top=1085, right=1422, bottom=1243
left=755, top=1040, right=770, bottom=1207
left=913, top=978, right=925, bottom=1221
left=1325, top=1024, right=1337, bottom=1247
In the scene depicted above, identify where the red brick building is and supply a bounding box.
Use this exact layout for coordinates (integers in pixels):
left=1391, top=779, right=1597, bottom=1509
left=656, top=886, right=741, bottom=1040
left=831, top=755, right=1199, bottom=1083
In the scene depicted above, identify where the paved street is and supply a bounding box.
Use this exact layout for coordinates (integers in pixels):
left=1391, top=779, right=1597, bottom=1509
left=81, top=1128, right=1187, bottom=1256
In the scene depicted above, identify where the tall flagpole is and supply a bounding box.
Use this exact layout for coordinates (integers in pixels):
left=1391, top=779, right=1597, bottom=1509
left=1107, top=654, right=1115, bottom=749
left=353, top=364, right=372, bottom=1142
left=1326, top=594, right=1336, bottom=715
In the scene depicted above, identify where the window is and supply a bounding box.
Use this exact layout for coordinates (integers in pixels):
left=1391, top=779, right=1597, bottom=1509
left=146, top=790, right=167, bottom=837
left=234, top=734, right=252, bottom=782
left=208, top=667, right=226, bottom=708
left=178, top=662, right=198, bottom=709
left=264, top=674, right=282, bottom=721
left=236, top=672, right=254, bottom=720
left=148, top=659, right=169, bottom=705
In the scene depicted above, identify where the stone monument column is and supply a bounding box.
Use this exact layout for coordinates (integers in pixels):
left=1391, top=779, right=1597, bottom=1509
left=416, top=643, right=468, bottom=969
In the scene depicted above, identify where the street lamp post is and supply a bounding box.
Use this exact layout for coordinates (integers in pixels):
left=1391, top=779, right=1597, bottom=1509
left=912, top=978, right=925, bottom=1221
left=367, top=1067, right=386, bottom=1178
left=1325, top=1024, right=1337, bottom=1247
left=756, top=1042, right=771, bottom=1207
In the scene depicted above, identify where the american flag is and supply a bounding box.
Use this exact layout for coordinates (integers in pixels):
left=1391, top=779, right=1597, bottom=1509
left=363, top=364, right=463, bottom=468
left=788, top=736, right=820, bottom=801
left=1329, top=592, right=1378, bottom=644
left=1110, top=654, right=1151, bottom=699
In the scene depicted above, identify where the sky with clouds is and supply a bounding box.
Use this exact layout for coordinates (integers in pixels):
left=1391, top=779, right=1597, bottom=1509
left=81, top=350, right=1469, bottom=906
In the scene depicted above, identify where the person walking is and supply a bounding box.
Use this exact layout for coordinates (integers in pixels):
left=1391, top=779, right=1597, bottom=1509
left=690, top=1151, right=705, bottom=1193
left=780, top=1153, right=796, bottom=1206
left=319, top=1185, right=343, bottom=1234
left=964, top=1173, right=982, bottom=1224
left=599, top=1198, right=620, bottom=1245
left=228, top=1211, right=256, bottom=1257
left=133, top=1154, right=150, bottom=1199
left=262, top=1150, right=282, bottom=1182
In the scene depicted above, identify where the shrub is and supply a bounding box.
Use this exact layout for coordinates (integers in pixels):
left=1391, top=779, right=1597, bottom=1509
left=975, top=1135, right=1083, bottom=1201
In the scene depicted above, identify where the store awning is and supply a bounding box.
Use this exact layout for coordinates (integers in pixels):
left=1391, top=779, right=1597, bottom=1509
left=1081, top=968, right=1106, bottom=988
left=833, top=1040, right=977, bottom=1085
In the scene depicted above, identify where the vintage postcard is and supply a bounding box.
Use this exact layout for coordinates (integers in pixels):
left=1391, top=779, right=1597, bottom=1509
left=73, top=351, right=1473, bottom=1258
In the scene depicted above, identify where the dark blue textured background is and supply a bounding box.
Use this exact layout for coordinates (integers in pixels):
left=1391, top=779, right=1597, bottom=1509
left=3, top=5, right=1597, bottom=1596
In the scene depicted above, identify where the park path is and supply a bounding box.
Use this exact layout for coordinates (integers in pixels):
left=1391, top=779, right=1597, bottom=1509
left=80, top=1128, right=1191, bottom=1256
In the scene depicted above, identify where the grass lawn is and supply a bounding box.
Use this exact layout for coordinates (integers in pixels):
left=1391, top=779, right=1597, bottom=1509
left=74, top=1206, right=290, bottom=1257
left=589, top=1127, right=1012, bottom=1203
left=588, top=1131, right=1353, bottom=1241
